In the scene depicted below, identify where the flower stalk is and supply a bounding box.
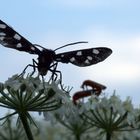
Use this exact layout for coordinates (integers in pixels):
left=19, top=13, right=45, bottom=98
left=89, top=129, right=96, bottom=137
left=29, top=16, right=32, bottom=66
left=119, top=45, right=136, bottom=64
left=19, top=112, right=34, bottom=140
left=106, top=132, right=111, bottom=140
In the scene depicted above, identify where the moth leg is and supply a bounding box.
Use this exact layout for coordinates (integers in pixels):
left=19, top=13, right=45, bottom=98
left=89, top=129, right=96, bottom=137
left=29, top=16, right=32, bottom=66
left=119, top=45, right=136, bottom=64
left=49, top=62, right=58, bottom=81
left=19, top=59, right=38, bottom=76
left=51, top=69, right=70, bottom=92
left=30, top=59, right=38, bottom=76
left=54, top=70, right=65, bottom=91
left=48, top=63, right=65, bottom=91
left=55, top=70, right=72, bottom=93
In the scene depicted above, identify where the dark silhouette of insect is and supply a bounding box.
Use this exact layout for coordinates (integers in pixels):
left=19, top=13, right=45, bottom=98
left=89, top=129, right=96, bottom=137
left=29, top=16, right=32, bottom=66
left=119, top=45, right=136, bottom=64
left=81, top=80, right=106, bottom=96
left=73, top=80, right=106, bottom=105
left=0, top=19, right=112, bottom=81
left=72, top=90, right=93, bottom=105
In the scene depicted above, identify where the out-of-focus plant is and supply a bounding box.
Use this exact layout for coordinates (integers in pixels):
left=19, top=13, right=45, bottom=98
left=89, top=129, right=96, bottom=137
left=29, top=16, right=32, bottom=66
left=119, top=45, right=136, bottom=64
left=53, top=104, right=92, bottom=140
left=0, top=116, right=26, bottom=140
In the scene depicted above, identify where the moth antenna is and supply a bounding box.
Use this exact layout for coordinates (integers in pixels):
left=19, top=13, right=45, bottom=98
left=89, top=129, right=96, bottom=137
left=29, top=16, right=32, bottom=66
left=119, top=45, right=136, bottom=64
left=54, top=41, right=88, bottom=51
left=34, top=44, right=46, bottom=50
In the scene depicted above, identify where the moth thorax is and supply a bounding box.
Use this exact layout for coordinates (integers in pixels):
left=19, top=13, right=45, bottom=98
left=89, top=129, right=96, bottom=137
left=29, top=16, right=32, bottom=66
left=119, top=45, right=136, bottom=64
left=39, top=49, right=55, bottom=61
left=38, top=68, right=48, bottom=76
left=37, top=49, right=55, bottom=76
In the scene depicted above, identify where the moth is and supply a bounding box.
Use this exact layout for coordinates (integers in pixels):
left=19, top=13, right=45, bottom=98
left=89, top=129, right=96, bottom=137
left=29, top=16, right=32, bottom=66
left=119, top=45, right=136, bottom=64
left=0, top=19, right=112, bottom=81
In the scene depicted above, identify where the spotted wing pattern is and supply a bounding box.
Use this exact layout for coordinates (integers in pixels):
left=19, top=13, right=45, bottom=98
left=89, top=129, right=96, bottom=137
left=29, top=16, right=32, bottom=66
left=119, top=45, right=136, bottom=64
left=55, top=47, right=112, bottom=66
left=0, top=20, right=40, bottom=54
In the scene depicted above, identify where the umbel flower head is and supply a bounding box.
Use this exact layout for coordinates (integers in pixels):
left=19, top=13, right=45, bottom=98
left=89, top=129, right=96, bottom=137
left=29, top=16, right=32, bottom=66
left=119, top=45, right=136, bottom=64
left=0, top=74, right=67, bottom=122
left=80, top=93, right=140, bottom=140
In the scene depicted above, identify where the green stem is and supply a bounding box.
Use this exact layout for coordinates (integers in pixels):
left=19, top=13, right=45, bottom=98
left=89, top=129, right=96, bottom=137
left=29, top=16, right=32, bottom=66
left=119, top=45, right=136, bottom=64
left=19, top=113, right=34, bottom=140
left=7, top=118, right=13, bottom=140
left=75, top=134, right=81, bottom=140
left=106, top=132, right=111, bottom=140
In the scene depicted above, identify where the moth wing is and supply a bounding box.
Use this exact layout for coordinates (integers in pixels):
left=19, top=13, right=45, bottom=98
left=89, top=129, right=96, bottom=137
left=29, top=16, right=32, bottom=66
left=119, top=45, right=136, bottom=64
left=0, top=20, right=40, bottom=55
left=55, top=47, right=112, bottom=67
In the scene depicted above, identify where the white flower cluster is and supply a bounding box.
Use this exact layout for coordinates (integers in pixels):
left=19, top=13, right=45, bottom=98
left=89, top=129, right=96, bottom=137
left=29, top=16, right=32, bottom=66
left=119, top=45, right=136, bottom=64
left=84, top=93, right=140, bottom=128
left=43, top=92, right=140, bottom=140
left=1, top=75, right=140, bottom=140
left=0, top=74, right=71, bottom=118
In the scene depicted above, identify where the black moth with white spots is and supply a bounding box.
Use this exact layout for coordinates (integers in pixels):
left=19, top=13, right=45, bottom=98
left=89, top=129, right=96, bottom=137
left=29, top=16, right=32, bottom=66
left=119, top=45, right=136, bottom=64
left=0, top=19, right=112, bottom=78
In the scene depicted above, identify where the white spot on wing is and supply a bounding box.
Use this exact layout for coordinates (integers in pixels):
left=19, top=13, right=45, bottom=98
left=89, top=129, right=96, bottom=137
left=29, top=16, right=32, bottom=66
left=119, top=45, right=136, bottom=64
left=84, top=59, right=90, bottom=64
left=70, top=57, right=76, bottom=62
left=0, top=32, right=6, bottom=36
left=92, top=49, right=99, bottom=54
left=76, top=51, right=82, bottom=56
left=0, top=36, right=5, bottom=41
left=31, top=46, right=35, bottom=51
left=61, top=54, right=64, bottom=57
left=3, top=42, right=8, bottom=46
left=56, top=58, right=61, bottom=61
left=14, top=34, right=21, bottom=40
left=87, top=56, right=92, bottom=60
left=16, top=43, right=22, bottom=48
left=0, top=24, right=6, bottom=29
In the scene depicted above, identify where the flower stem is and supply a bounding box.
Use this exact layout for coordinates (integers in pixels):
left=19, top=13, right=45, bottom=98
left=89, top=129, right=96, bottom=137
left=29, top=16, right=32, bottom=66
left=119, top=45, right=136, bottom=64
left=19, top=113, right=34, bottom=140
left=75, top=134, right=80, bottom=140
left=106, top=132, right=111, bottom=140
